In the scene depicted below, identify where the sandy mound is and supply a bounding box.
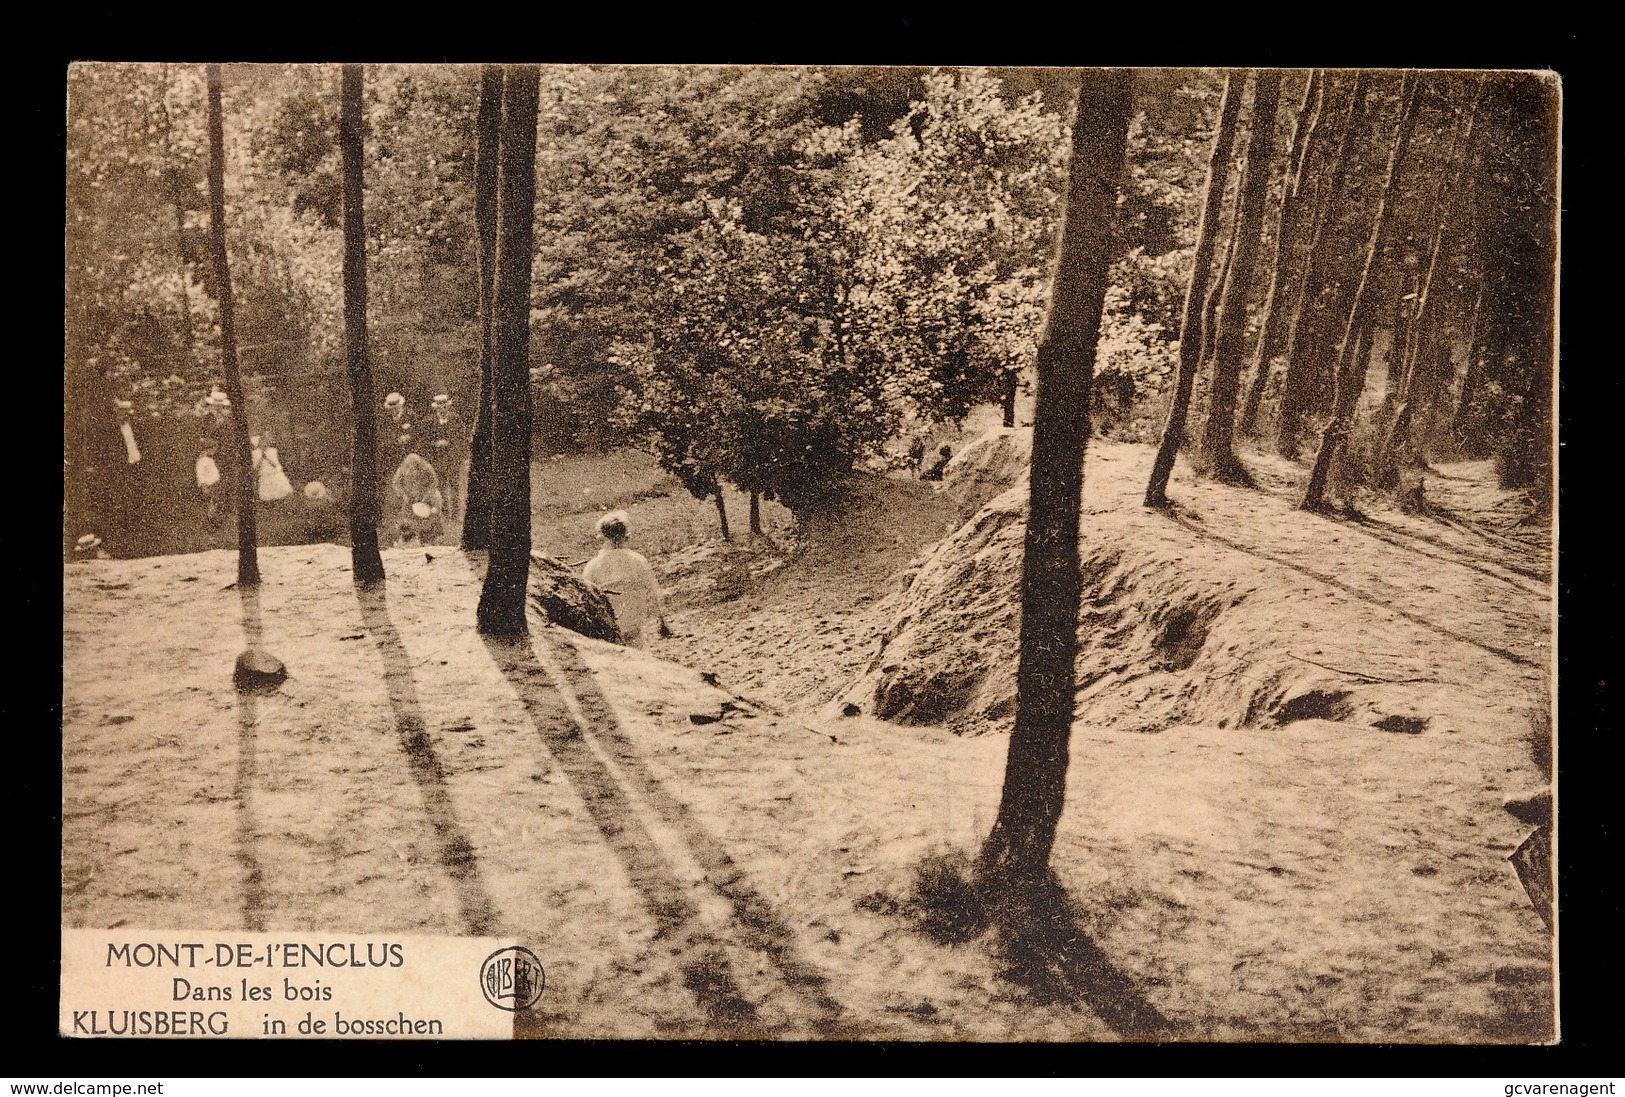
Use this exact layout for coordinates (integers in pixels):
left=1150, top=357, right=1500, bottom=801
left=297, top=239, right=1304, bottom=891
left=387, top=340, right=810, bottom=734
left=843, top=443, right=1552, bottom=752
left=939, top=427, right=1032, bottom=524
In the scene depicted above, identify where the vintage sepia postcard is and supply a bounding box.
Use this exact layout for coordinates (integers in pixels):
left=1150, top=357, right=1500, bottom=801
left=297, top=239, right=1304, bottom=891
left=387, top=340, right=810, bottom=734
left=62, top=63, right=1558, bottom=1043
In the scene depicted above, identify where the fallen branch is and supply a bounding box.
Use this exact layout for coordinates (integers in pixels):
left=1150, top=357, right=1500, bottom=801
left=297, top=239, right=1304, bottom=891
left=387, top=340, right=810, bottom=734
left=698, top=671, right=838, bottom=744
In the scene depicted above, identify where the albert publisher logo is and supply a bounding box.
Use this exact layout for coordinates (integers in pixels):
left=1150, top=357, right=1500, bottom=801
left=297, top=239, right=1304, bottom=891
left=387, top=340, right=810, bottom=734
left=480, top=946, right=546, bottom=1011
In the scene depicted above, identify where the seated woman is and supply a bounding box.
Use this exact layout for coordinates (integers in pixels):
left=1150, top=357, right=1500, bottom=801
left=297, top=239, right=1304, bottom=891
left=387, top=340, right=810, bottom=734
left=581, top=510, right=670, bottom=646
left=390, top=452, right=445, bottom=546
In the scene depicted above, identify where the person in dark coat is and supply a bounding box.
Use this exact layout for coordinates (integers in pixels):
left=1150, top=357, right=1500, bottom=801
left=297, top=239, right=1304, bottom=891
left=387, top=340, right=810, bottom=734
left=423, top=393, right=467, bottom=524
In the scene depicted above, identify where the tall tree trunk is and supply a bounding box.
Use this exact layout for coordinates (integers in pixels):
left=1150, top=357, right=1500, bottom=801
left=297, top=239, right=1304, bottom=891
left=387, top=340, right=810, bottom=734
left=340, top=65, right=385, bottom=584
left=977, top=71, right=1131, bottom=892
left=1001, top=367, right=1019, bottom=428
left=476, top=66, right=540, bottom=637
left=204, top=64, right=258, bottom=588
left=1240, top=69, right=1323, bottom=436
left=461, top=65, right=503, bottom=552
left=748, top=490, right=762, bottom=537
left=1385, top=78, right=1485, bottom=482
left=1450, top=286, right=1486, bottom=450
left=1198, top=70, right=1282, bottom=485
left=1201, top=167, right=1244, bottom=371
left=713, top=489, right=731, bottom=542
left=1145, top=72, right=1242, bottom=507
left=1276, top=74, right=1370, bottom=458
left=155, top=65, right=195, bottom=360
left=1302, top=74, right=1422, bottom=512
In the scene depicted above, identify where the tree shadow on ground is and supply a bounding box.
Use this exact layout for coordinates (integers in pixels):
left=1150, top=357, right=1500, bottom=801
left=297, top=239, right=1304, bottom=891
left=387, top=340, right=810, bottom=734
left=537, top=629, right=854, bottom=1035
left=911, top=852, right=1174, bottom=1040
left=233, top=584, right=268, bottom=931
left=478, top=630, right=765, bottom=1038
left=354, top=582, right=499, bottom=938
left=465, top=549, right=851, bottom=1036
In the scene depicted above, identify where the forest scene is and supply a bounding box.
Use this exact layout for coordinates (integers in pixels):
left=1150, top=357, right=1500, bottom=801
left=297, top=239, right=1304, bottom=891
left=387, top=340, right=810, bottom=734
left=63, top=64, right=1557, bottom=1042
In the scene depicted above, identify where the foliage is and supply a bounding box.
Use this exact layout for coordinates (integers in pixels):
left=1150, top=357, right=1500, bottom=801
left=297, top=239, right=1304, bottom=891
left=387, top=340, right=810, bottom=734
left=828, top=68, right=1068, bottom=423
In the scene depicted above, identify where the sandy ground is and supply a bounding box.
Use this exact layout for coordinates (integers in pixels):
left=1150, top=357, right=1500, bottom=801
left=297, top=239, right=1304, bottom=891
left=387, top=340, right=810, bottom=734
left=61, top=440, right=1554, bottom=1042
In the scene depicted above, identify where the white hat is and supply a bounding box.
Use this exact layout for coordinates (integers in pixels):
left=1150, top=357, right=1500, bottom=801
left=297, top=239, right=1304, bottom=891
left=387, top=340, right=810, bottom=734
left=411, top=501, right=435, bottom=519
left=432, top=393, right=451, bottom=406
left=75, top=533, right=103, bottom=552
left=303, top=481, right=330, bottom=502
left=385, top=392, right=406, bottom=408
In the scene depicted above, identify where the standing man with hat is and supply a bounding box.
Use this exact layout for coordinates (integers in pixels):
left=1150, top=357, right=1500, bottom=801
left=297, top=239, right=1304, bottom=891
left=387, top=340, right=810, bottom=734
left=424, top=393, right=467, bottom=525
left=382, top=391, right=416, bottom=464
left=379, top=391, right=419, bottom=537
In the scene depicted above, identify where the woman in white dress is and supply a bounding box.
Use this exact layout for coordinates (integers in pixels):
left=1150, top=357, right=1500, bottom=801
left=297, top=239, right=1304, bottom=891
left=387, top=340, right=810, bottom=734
left=581, top=511, right=671, bottom=646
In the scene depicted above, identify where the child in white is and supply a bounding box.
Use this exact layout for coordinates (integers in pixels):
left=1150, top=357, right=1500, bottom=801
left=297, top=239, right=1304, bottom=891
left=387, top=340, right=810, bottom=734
left=581, top=510, right=670, bottom=646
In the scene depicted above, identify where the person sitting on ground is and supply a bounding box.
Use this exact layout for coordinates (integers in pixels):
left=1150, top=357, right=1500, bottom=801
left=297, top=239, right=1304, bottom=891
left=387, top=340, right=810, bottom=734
left=390, top=452, right=444, bottom=546
left=251, top=435, right=295, bottom=505
left=920, top=444, right=953, bottom=482
left=581, top=510, right=671, bottom=646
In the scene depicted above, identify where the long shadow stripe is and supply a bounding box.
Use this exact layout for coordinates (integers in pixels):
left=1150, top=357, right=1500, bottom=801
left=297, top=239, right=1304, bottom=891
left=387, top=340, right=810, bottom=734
left=536, top=632, right=851, bottom=1035
left=480, top=634, right=763, bottom=1036
left=1163, top=508, right=1545, bottom=670
left=235, top=587, right=268, bottom=930
left=356, top=584, right=498, bottom=937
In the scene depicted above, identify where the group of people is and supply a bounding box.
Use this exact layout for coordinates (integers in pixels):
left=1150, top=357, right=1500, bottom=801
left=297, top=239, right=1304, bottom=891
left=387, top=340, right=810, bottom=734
left=183, top=386, right=670, bottom=647
left=193, top=390, right=317, bottom=524
left=383, top=390, right=465, bottom=546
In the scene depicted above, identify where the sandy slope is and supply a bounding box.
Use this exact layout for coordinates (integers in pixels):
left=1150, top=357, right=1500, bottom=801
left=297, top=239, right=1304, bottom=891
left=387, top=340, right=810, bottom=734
left=61, top=441, right=1554, bottom=1041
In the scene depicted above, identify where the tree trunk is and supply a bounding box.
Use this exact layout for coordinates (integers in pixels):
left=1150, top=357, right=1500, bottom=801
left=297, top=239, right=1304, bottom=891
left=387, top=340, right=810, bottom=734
left=1145, top=72, right=1242, bottom=507
left=1240, top=69, right=1322, bottom=437
left=1384, top=78, right=1485, bottom=486
left=1302, top=74, right=1422, bottom=512
left=476, top=66, right=541, bottom=637
left=1197, top=70, right=1282, bottom=485
left=1001, top=367, right=1019, bottom=428
left=1201, top=169, right=1244, bottom=371
left=977, top=71, right=1131, bottom=892
left=340, top=65, right=385, bottom=585
left=713, top=489, right=731, bottom=542
left=205, top=64, right=259, bottom=588
left=1450, top=286, right=1486, bottom=450
left=462, top=65, right=503, bottom=552
left=156, top=65, right=195, bottom=360
left=748, top=490, right=762, bottom=537
left=1277, top=74, right=1370, bottom=458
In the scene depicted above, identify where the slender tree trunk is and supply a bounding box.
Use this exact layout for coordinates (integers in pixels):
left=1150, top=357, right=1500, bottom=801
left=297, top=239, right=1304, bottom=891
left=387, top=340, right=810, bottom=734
left=340, top=65, right=385, bottom=584
left=1450, top=286, right=1486, bottom=449
left=748, top=490, right=762, bottom=537
left=1145, top=72, right=1242, bottom=507
left=1001, top=368, right=1019, bottom=428
left=1198, top=70, right=1282, bottom=485
left=204, top=64, right=259, bottom=587
left=713, top=489, right=731, bottom=542
left=1386, top=79, right=1485, bottom=479
left=155, top=65, right=195, bottom=360
left=1302, top=74, right=1422, bottom=512
left=1240, top=69, right=1323, bottom=436
left=977, top=71, right=1131, bottom=892
left=462, top=65, right=503, bottom=552
left=1201, top=170, right=1244, bottom=370
left=1277, top=74, right=1369, bottom=457
left=476, top=66, right=540, bottom=637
